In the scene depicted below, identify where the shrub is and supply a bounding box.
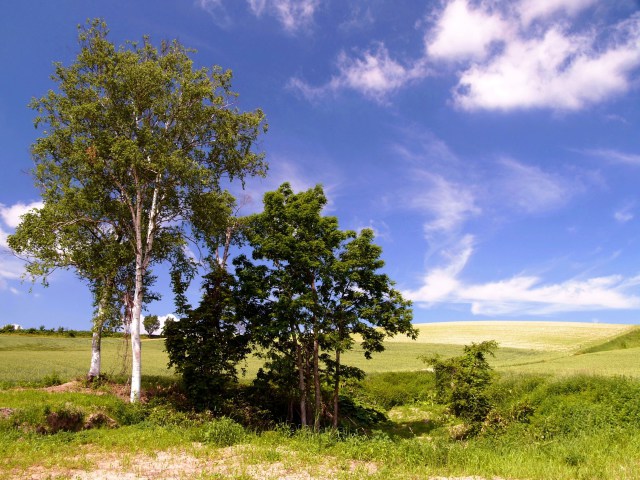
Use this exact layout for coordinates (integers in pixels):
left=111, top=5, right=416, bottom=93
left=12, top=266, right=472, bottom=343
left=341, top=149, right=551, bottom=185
left=423, top=341, right=498, bottom=424
left=201, top=417, right=246, bottom=446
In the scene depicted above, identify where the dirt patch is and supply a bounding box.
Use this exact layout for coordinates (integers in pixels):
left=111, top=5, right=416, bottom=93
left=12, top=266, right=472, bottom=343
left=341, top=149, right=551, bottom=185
left=0, top=407, right=14, bottom=419
left=8, top=446, right=510, bottom=479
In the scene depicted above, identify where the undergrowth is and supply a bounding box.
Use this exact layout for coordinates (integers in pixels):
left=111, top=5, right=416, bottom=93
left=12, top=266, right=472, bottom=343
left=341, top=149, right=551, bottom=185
left=2, top=373, right=640, bottom=479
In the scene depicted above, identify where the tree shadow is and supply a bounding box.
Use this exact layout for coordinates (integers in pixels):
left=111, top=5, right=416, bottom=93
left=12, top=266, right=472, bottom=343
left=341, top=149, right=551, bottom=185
left=382, top=418, right=441, bottom=439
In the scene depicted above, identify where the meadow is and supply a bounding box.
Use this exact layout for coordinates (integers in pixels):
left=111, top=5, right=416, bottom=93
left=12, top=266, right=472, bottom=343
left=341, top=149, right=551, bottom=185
left=1, top=321, right=640, bottom=479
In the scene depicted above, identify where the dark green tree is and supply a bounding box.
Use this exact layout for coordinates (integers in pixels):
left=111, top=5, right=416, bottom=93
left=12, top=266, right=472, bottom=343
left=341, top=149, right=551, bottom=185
left=235, top=183, right=415, bottom=429
left=20, top=19, right=266, bottom=401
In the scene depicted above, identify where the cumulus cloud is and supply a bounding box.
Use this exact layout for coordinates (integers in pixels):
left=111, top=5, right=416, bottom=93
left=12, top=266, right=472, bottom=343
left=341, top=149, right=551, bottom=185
left=294, top=0, right=640, bottom=110
left=454, top=22, right=640, bottom=111
left=426, top=0, right=511, bottom=61
left=0, top=200, right=42, bottom=292
left=0, top=201, right=43, bottom=229
left=290, top=44, right=428, bottom=102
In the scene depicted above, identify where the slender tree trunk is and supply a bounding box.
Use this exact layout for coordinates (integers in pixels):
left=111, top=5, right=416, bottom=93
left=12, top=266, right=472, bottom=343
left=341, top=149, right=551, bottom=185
left=295, top=338, right=307, bottom=426
left=313, top=331, right=321, bottom=431
left=310, top=277, right=322, bottom=431
left=332, top=348, right=340, bottom=429
left=88, top=282, right=111, bottom=381
left=130, top=256, right=144, bottom=403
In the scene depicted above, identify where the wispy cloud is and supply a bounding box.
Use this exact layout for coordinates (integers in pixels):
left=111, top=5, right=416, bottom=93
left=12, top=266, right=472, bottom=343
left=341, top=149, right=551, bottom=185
left=197, top=0, right=320, bottom=33
left=582, top=148, right=640, bottom=166
left=247, top=0, right=320, bottom=33
left=614, top=202, right=634, bottom=223
left=409, top=171, right=480, bottom=237
left=495, top=158, right=574, bottom=214
left=405, top=241, right=640, bottom=316
left=518, top=0, right=597, bottom=25
left=290, top=44, right=428, bottom=103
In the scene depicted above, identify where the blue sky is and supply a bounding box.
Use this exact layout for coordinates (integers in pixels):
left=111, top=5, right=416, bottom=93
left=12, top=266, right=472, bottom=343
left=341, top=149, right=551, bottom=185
left=2, top=0, right=640, bottom=329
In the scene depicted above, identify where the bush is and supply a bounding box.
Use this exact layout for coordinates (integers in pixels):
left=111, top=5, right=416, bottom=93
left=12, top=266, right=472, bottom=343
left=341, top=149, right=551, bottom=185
left=201, top=417, right=246, bottom=446
left=424, top=341, right=498, bottom=424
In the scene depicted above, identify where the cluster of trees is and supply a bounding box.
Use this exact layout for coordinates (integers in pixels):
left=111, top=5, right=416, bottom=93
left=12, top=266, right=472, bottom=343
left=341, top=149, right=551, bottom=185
left=8, top=19, right=416, bottom=427
left=165, top=183, right=416, bottom=428
left=8, top=20, right=266, bottom=401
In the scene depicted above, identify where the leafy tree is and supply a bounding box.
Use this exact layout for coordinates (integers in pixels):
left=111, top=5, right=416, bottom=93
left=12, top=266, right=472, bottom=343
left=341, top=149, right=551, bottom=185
left=165, top=192, right=251, bottom=410
left=21, top=19, right=266, bottom=401
left=235, top=183, right=415, bottom=428
left=424, top=340, right=499, bottom=424
left=142, top=315, right=160, bottom=338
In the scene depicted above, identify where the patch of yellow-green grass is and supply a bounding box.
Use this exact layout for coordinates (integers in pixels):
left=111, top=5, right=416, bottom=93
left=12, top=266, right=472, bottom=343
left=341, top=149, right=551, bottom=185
left=501, top=347, right=640, bottom=378
left=404, top=321, right=633, bottom=352
left=0, top=336, right=174, bottom=385
left=577, top=326, right=640, bottom=354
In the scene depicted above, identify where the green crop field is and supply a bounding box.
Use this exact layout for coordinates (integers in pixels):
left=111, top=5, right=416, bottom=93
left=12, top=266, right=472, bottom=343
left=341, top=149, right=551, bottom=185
left=1, top=321, right=637, bottom=386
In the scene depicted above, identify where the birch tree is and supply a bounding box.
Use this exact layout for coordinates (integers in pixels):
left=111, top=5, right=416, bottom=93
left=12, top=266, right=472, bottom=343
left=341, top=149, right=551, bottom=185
left=25, top=19, right=266, bottom=401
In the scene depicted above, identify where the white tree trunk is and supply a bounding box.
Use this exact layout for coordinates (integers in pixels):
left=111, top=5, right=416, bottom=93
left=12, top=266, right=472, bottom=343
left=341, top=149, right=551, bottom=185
left=88, top=328, right=102, bottom=380
left=130, top=260, right=144, bottom=403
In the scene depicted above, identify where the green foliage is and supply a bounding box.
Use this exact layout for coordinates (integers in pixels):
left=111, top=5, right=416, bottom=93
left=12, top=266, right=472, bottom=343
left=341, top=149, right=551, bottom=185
left=235, top=182, right=415, bottom=428
left=200, top=417, right=246, bottom=446
left=347, top=371, right=435, bottom=410
left=10, top=18, right=267, bottom=400
left=425, top=340, right=498, bottom=424
left=164, top=267, right=251, bottom=411
left=142, top=315, right=160, bottom=338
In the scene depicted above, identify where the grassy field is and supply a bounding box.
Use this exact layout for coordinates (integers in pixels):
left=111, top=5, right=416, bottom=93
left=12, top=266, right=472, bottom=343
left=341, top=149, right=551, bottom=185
left=2, top=321, right=640, bottom=479
left=1, top=321, right=637, bottom=386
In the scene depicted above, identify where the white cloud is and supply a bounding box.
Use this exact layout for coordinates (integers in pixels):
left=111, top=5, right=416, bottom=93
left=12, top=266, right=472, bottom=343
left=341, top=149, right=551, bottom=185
left=0, top=200, right=43, bottom=292
left=496, top=158, right=572, bottom=214
left=141, top=314, right=176, bottom=335
left=426, top=0, right=511, bottom=61
left=518, top=0, right=597, bottom=25
left=410, top=172, right=480, bottom=236
left=404, top=234, right=474, bottom=304
left=454, top=23, right=640, bottom=111
left=290, top=44, right=428, bottom=102
left=0, top=201, right=43, bottom=228
left=405, top=242, right=640, bottom=315
left=463, top=274, right=640, bottom=315
left=614, top=203, right=634, bottom=223
left=197, top=0, right=319, bottom=32
left=247, top=0, right=319, bottom=32
left=295, top=1, right=640, bottom=111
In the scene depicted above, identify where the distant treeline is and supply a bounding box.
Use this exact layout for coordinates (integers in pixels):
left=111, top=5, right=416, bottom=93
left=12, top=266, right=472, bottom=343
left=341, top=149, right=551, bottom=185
left=0, top=324, right=135, bottom=338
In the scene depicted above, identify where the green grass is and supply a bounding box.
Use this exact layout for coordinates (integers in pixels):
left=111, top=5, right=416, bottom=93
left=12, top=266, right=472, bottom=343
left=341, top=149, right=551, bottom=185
left=576, top=326, right=640, bottom=354
left=2, top=322, right=640, bottom=479
left=0, top=336, right=174, bottom=386
left=2, top=321, right=638, bottom=387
